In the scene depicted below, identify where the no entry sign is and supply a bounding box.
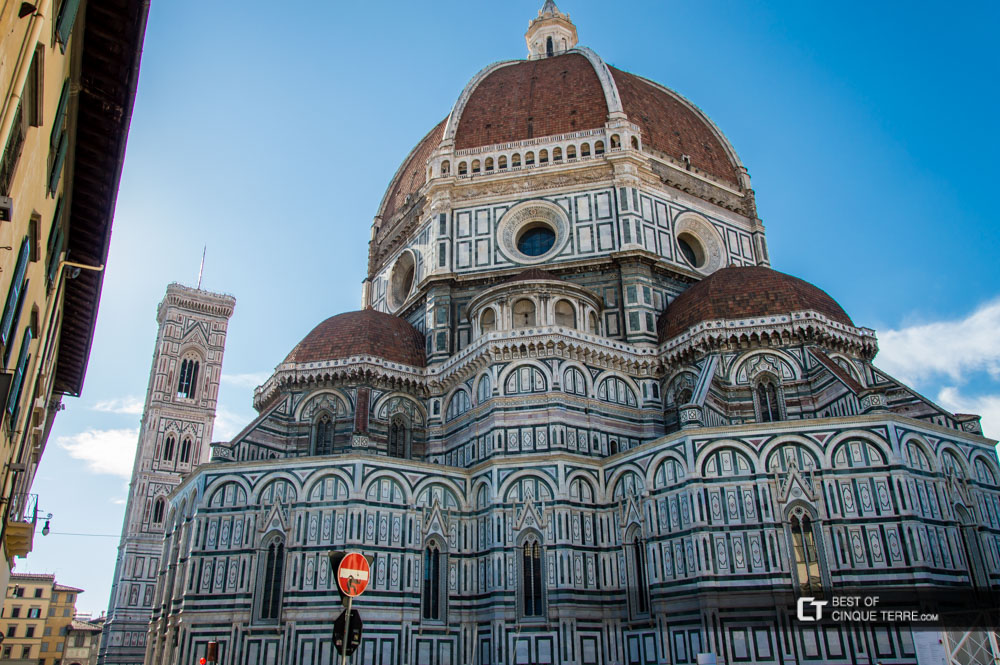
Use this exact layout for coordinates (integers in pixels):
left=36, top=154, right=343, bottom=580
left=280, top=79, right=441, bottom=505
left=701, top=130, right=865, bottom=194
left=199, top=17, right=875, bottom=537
left=337, top=551, right=370, bottom=597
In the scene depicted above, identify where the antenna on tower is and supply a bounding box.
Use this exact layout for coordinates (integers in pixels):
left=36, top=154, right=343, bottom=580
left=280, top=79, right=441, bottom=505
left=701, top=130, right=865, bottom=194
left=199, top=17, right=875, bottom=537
left=197, top=246, right=206, bottom=290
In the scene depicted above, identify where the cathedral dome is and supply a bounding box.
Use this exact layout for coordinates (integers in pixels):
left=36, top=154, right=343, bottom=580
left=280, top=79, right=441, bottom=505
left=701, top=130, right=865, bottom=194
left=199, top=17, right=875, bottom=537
left=658, top=266, right=854, bottom=342
left=284, top=310, right=426, bottom=367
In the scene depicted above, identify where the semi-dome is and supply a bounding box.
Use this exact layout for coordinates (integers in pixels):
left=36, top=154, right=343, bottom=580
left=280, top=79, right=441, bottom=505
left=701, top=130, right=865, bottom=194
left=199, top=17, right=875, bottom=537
left=284, top=310, right=426, bottom=367
left=658, top=266, right=854, bottom=342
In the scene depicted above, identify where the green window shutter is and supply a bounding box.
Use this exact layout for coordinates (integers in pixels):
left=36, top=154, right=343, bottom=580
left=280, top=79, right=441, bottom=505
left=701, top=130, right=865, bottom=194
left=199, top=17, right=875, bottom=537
left=0, top=237, right=31, bottom=347
left=46, top=198, right=64, bottom=289
left=50, top=79, right=69, bottom=150
left=48, top=132, right=67, bottom=194
left=6, top=328, right=33, bottom=418
left=3, top=279, right=29, bottom=368
left=55, top=0, right=82, bottom=52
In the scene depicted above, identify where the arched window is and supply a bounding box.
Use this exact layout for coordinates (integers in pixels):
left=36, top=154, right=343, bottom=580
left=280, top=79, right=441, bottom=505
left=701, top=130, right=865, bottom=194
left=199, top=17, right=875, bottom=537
left=484, top=157, right=494, bottom=172
left=441, top=160, right=450, bottom=175
left=179, top=438, right=191, bottom=464
left=553, top=147, right=562, bottom=161
left=588, top=311, right=599, bottom=335
left=554, top=300, right=575, bottom=328
left=520, top=535, right=544, bottom=617
left=177, top=357, right=199, bottom=399
left=152, top=498, right=165, bottom=524
left=626, top=527, right=649, bottom=616
left=512, top=153, right=521, bottom=167
left=595, top=140, right=605, bottom=155
left=754, top=377, right=782, bottom=422
left=498, top=155, right=508, bottom=170
left=477, top=374, right=492, bottom=403
left=631, top=136, right=639, bottom=149
left=597, top=376, right=637, bottom=407
left=422, top=541, right=444, bottom=621
left=458, top=162, right=468, bottom=176
left=388, top=415, right=409, bottom=459
left=563, top=367, right=587, bottom=396
left=446, top=390, right=471, bottom=422
left=162, top=436, right=175, bottom=462
left=788, top=507, right=824, bottom=596
left=567, top=145, right=577, bottom=159
left=546, top=36, right=554, bottom=57
left=480, top=308, right=496, bottom=334
left=539, top=149, right=548, bottom=164
left=513, top=299, right=536, bottom=328
left=956, top=505, right=989, bottom=589
left=525, top=151, right=535, bottom=166
left=257, top=535, right=285, bottom=621
left=610, top=134, right=621, bottom=149
left=581, top=143, right=591, bottom=157
left=472, top=159, right=481, bottom=174
left=505, top=365, right=547, bottom=394
left=313, top=413, right=334, bottom=456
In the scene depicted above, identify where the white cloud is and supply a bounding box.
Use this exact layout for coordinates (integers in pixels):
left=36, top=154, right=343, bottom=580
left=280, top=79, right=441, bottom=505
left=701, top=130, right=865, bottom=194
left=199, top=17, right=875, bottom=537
left=111, top=497, right=127, bottom=505
left=57, top=428, right=138, bottom=478
left=936, top=388, right=1000, bottom=441
left=877, top=299, right=1000, bottom=385
left=212, top=407, right=254, bottom=442
left=91, top=396, right=144, bottom=415
left=221, top=372, right=270, bottom=389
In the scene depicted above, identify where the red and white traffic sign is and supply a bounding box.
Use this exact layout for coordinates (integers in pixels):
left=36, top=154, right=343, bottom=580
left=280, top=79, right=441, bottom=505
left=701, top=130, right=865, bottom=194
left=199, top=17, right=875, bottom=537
left=337, top=552, right=370, bottom=597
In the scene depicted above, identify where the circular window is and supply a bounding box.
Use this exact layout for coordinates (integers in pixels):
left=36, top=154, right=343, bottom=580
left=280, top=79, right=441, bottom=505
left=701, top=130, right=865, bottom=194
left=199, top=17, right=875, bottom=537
left=676, top=233, right=706, bottom=269
left=517, top=225, right=556, bottom=257
left=388, top=252, right=415, bottom=310
left=497, top=200, right=570, bottom=265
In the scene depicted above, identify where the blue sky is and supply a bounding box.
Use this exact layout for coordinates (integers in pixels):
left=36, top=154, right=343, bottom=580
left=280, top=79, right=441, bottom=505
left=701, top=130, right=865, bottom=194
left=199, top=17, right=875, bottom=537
left=18, top=1, right=1000, bottom=616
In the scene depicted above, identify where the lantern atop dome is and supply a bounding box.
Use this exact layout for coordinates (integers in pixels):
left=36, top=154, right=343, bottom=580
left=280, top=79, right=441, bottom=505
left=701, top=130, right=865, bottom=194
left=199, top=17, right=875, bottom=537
left=525, top=0, right=578, bottom=58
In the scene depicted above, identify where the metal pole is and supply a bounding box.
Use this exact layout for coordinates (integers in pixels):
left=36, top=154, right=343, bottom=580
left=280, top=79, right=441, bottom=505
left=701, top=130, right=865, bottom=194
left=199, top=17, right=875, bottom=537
left=342, top=595, right=352, bottom=665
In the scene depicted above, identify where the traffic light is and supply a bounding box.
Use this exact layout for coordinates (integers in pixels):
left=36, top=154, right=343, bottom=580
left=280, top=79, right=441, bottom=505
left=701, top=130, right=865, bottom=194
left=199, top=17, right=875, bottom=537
left=332, top=608, right=363, bottom=657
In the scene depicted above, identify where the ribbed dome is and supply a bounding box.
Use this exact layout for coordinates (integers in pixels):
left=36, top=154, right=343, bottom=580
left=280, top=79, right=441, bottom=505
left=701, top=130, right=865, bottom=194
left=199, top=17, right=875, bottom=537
left=285, top=310, right=426, bottom=367
left=658, top=266, right=854, bottom=342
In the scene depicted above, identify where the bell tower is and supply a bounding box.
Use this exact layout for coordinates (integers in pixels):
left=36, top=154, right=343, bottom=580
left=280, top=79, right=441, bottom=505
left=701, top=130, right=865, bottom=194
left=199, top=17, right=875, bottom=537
left=98, top=283, right=236, bottom=665
left=525, top=0, right=578, bottom=58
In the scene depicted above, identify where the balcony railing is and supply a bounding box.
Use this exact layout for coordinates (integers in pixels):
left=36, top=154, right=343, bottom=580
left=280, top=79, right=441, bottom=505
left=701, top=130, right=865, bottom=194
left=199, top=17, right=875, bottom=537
left=5, top=492, right=39, bottom=558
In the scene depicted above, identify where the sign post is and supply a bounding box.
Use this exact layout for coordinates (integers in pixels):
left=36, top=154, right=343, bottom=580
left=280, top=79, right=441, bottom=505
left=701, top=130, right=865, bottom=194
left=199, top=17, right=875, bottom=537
left=333, top=551, right=370, bottom=664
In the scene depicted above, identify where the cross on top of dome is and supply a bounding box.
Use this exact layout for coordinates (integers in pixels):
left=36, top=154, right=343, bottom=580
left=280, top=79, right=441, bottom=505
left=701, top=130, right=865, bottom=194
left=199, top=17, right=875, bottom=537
left=526, top=0, right=578, bottom=59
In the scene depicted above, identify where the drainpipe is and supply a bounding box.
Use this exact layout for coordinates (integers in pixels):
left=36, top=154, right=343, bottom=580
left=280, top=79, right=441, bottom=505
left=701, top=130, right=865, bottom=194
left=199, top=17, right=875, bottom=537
left=0, top=0, right=53, bottom=157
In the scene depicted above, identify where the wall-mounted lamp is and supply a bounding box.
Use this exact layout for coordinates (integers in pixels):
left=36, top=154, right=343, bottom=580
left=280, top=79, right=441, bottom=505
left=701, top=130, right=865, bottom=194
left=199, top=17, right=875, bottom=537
left=40, top=512, right=52, bottom=536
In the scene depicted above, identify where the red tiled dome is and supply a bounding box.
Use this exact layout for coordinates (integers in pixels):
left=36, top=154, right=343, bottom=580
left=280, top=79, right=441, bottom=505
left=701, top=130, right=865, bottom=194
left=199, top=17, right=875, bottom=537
left=453, top=53, right=741, bottom=186
left=658, top=266, right=854, bottom=342
left=285, top=310, right=425, bottom=367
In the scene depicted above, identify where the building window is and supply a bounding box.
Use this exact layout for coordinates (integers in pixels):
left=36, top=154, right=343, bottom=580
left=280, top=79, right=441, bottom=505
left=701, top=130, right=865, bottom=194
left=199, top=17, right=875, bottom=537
left=754, top=376, right=782, bottom=422
left=162, top=436, right=175, bottom=461
left=6, top=625, right=15, bottom=637
left=152, top=498, right=165, bottom=524
left=25, top=626, right=34, bottom=637
left=480, top=308, right=496, bottom=334
left=626, top=528, right=649, bottom=616
left=516, top=226, right=554, bottom=257
left=956, top=505, right=989, bottom=589
left=520, top=535, right=544, bottom=617
left=179, top=438, right=191, bottom=464
left=513, top=299, right=536, bottom=328
left=257, top=535, right=285, bottom=621
left=477, top=374, right=492, bottom=403
left=177, top=357, right=199, bottom=399
left=554, top=300, right=575, bottom=328
left=313, top=413, right=334, bottom=456
left=564, top=367, right=587, bottom=396
left=445, top=390, right=471, bottom=422
left=422, top=542, right=444, bottom=621
left=788, top=507, right=824, bottom=596
left=33, top=589, right=41, bottom=598
left=27, top=607, right=40, bottom=618
left=388, top=415, right=409, bottom=459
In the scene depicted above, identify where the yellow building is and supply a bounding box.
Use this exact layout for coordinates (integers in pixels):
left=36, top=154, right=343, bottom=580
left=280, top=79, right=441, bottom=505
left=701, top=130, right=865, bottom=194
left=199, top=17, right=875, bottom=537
left=0, top=572, right=84, bottom=665
left=0, top=0, right=148, bottom=594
